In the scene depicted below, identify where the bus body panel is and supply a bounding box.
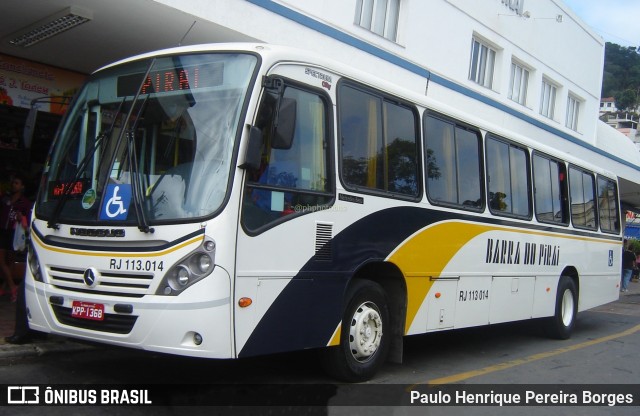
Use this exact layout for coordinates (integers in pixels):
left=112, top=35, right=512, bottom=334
left=25, top=219, right=235, bottom=358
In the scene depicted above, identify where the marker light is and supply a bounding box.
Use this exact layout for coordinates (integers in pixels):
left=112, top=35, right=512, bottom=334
left=238, top=297, right=253, bottom=308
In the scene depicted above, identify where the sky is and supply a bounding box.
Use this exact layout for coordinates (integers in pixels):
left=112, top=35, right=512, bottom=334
left=562, top=0, right=640, bottom=48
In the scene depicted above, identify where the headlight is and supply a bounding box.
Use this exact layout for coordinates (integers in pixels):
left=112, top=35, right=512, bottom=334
left=28, top=242, right=43, bottom=282
left=193, top=253, right=213, bottom=274
left=157, top=237, right=216, bottom=296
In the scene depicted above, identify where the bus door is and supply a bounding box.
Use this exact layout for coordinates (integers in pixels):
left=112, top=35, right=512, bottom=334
left=234, top=66, right=337, bottom=356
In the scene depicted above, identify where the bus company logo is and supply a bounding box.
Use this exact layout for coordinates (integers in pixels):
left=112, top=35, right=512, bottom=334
left=7, top=386, right=40, bottom=404
left=70, top=227, right=126, bottom=237
left=83, top=268, right=99, bottom=287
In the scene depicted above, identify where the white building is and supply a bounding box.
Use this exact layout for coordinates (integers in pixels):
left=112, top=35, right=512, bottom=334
left=3, top=0, right=640, bottom=207
left=152, top=0, right=640, bottom=207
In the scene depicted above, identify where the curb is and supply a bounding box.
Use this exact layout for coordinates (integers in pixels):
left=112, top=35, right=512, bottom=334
left=0, top=335, right=97, bottom=359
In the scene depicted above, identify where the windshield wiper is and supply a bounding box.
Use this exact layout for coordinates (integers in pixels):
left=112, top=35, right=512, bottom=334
left=126, top=95, right=154, bottom=233
left=47, top=97, right=126, bottom=229
left=104, top=59, right=156, bottom=233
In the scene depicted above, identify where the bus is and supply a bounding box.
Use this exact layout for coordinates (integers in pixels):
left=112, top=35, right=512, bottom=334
left=26, top=43, right=622, bottom=382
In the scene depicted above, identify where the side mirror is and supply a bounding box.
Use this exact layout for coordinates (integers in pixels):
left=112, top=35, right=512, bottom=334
left=271, top=97, right=296, bottom=150
left=239, top=125, right=263, bottom=170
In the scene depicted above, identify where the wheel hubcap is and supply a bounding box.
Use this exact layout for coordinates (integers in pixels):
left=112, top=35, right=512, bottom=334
left=561, top=289, right=575, bottom=327
left=349, top=302, right=383, bottom=363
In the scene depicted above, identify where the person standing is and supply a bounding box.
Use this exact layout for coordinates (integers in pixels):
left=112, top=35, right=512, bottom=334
left=621, top=242, right=636, bottom=293
left=0, top=173, right=31, bottom=302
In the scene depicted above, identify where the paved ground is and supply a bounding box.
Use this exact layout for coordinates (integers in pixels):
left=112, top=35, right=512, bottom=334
left=1, top=277, right=639, bottom=359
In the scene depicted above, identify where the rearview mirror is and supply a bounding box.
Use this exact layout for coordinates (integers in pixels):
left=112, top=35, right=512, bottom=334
left=239, top=125, right=263, bottom=170
left=271, top=97, right=296, bottom=150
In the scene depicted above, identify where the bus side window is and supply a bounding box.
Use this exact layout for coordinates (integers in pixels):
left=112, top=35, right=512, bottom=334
left=424, top=113, right=483, bottom=210
left=486, top=135, right=531, bottom=218
left=338, top=83, right=420, bottom=199
left=242, top=84, right=332, bottom=232
left=597, top=176, right=620, bottom=234
left=569, top=166, right=597, bottom=230
left=533, top=153, right=569, bottom=225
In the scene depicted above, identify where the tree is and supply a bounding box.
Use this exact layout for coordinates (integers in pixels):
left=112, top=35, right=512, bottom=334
left=615, top=89, right=638, bottom=111
left=602, top=42, right=640, bottom=112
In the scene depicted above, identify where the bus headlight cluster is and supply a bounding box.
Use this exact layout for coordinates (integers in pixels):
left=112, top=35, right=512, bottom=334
left=28, top=242, right=44, bottom=282
left=157, top=237, right=216, bottom=296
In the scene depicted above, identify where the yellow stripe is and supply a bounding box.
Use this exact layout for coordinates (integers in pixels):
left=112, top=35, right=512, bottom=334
left=421, top=323, right=640, bottom=385
left=388, top=221, right=620, bottom=334
left=327, top=323, right=342, bottom=346
left=32, top=231, right=204, bottom=258
left=388, top=222, right=492, bottom=333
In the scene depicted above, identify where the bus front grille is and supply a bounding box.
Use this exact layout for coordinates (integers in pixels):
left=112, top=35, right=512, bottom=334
left=51, top=305, right=138, bottom=334
left=47, top=266, right=153, bottom=298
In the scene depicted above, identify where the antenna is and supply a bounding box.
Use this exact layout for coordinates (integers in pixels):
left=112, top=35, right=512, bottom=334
left=179, top=21, right=197, bottom=46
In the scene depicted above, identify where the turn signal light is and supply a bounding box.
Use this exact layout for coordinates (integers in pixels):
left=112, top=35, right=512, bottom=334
left=238, top=297, right=253, bottom=308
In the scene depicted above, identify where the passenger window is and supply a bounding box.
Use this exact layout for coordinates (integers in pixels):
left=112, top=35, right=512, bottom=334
left=569, top=167, right=597, bottom=230
left=242, top=84, right=332, bottom=231
left=424, top=114, right=483, bottom=209
left=339, top=84, right=420, bottom=198
left=597, top=176, right=620, bottom=234
left=533, top=153, right=569, bottom=224
left=486, top=136, right=531, bottom=218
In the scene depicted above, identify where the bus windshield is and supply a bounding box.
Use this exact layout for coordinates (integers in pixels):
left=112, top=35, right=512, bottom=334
left=37, top=53, right=257, bottom=227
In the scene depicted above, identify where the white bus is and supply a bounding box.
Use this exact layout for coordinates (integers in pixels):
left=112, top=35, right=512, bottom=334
left=26, top=43, right=622, bottom=381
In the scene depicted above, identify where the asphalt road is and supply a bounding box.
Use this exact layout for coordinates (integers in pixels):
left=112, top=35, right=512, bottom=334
left=1, top=290, right=639, bottom=416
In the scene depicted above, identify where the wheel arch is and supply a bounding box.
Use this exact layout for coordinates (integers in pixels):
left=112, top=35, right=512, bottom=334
left=561, top=266, right=580, bottom=299
left=348, top=260, right=407, bottom=364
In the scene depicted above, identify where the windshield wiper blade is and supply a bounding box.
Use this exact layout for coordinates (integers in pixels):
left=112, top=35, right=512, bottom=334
left=126, top=94, right=154, bottom=233
left=47, top=97, right=126, bottom=229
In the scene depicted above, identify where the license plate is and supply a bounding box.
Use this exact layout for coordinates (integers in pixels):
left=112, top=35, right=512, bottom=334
left=71, top=301, right=105, bottom=321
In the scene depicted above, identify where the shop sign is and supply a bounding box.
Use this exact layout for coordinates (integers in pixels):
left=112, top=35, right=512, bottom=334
left=0, top=53, right=85, bottom=115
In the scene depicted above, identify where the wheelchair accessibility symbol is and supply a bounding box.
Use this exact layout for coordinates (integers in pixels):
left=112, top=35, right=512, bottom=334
left=100, top=184, right=132, bottom=220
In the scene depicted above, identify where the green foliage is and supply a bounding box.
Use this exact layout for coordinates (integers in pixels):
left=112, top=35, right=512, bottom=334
left=627, top=238, right=640, bottom=254
left=602, top=42, right=640, bottom=111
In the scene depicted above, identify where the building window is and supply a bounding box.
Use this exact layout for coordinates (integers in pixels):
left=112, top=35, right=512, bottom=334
left=539, top=79, right=557, bottom=119
left=566, top=94, right=580, bottom=131
left=508, top=61, right=529, bottom=105
left=469, top=37, right=496, bottom=89
left=355, top=0, right=400, bottom=41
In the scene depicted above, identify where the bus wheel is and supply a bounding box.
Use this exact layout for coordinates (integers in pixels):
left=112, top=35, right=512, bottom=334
left=545, top=276, right=578, bottom=340
left=321, top=280, right=390, bottom=382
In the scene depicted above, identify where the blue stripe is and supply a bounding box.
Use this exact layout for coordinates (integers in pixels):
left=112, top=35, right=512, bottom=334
left=246, top=0, right=640, bottom=173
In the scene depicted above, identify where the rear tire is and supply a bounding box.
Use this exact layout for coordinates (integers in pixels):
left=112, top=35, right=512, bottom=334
left=321, top=280, right=390, bottom=382
left=545, top=276, right=578, bottom=340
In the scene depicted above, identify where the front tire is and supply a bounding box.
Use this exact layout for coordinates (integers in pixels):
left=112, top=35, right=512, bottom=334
left=545, top=276, right=578, bottom=340
left=321, top=280, right=390, bottom=382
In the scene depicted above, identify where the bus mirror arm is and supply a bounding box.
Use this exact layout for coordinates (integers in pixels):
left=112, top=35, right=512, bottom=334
left=239, top=125, right=263, bottom=170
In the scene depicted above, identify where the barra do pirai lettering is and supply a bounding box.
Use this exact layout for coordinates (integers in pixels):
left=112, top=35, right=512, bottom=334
left=486, top=238, right=560, bottom=266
